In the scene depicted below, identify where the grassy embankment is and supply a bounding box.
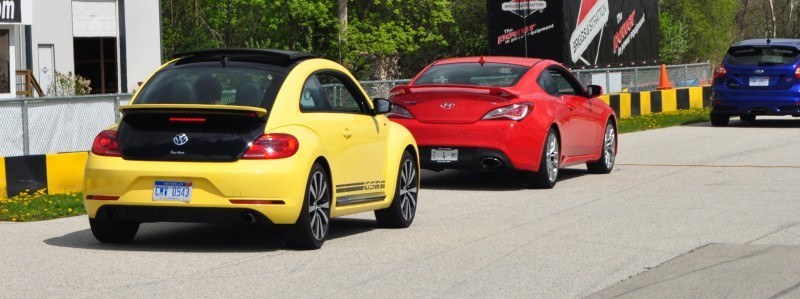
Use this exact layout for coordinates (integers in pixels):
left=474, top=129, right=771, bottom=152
left=0, top=190, right=85, bottom=222
left=618, top=108, right=711, bottom=134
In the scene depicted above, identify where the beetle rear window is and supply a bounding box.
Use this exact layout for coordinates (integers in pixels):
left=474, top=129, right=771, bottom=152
left=135, top=66, right=285, bottom=109
left=725, top=46, right=800, bottom=66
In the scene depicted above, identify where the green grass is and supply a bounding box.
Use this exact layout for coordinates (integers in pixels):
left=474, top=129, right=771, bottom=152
left=0, top=190, right=85, bottom=222
left=618, top=108, right=711, bottom=134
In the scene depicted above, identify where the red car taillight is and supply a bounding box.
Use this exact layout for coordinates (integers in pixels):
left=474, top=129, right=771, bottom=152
left=713, top=65, right=727, bottom=80
left=482, top=103, right=533, bottom=121
left=242, top=133, right=299, bottom=159
left=795, top=65, right=800, bottom=79
left=91, top=130, right=121, bottom=157
left=386, top=104, right=415, bottom=119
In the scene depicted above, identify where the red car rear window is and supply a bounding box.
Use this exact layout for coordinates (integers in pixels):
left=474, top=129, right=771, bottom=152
left=414, top=63, right=529, bottom=87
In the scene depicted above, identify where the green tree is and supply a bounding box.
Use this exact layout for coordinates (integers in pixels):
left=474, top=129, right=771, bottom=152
left=161, top=0, right=484, bottom=79
left=660, top=0, right=740, bottom=63
left=344, top=0, right=454, bottom=79
left=659, top=11, right=690, bottom=64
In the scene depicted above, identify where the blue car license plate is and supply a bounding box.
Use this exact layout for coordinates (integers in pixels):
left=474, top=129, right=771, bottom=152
left=749, top=76, right=769, bottom=87
left=153, top=181, right=192, bottom=202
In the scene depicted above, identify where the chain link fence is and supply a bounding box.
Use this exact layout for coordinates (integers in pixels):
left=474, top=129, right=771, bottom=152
left=0, top=64, right=708, bottom=157
left=0, top=80, right=413, bottom=157
left=359, top=79, right=412, bottom=99
left=0, top=94, right=133, bottom=157
left=572, top=62, right=712, bottom=93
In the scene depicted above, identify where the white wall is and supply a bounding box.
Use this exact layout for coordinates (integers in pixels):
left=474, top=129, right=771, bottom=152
left=30, top=0, right=75, bottom=89
left=123, top=0, right=161, bottom=93
left=29, top=0, right=162, bottom=94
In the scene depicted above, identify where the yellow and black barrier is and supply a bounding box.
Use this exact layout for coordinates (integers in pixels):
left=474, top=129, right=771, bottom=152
left=0, top=152, right=87, bottom=198
left=598, top=86, right=712, bottom=118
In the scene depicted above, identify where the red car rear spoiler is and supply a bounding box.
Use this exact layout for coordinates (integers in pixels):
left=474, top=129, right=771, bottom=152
left=390, top=84, right=519, bottom=99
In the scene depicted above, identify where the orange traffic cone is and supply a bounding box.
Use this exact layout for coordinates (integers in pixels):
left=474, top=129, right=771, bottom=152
left=657, top=64, right=673, bottom=90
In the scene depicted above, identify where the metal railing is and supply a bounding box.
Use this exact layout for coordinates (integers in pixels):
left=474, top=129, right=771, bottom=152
left=571, top=62, right=712, bottom=93
left=0, top=80, right=415, bottom=158
left=0, top=66, right=708, bottom=157
left=0, top=94, right=133, bottom=157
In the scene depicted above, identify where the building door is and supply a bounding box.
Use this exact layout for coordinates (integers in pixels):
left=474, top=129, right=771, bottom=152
left=0, top=29, right=9, bottom=94
left=72, top=0, right=118, bottom=94
left=37, top=45, right=54, bottom=93
left=73, top=37, right=118, bottom=94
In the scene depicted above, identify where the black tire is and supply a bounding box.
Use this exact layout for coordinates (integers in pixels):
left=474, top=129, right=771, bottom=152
left=283, top=163, right=331, bottom=250
left=375, top=151, right=419, bottom=228
left=710, top=114, right=730, bottom=126
left=739, top=114, right=756, bottom=122
left=89, top=218, right=140, bottom=243
left=526, top=128, right=559, bottom=189
left=587, top=121, right=617, bottom=174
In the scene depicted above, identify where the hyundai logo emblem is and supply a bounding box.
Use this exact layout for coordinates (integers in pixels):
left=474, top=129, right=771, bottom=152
left=441, top=102, right=455, bottom=109
left=754, top=69, right=765, bottom=74
left=173, top=133, right=189, bottom=146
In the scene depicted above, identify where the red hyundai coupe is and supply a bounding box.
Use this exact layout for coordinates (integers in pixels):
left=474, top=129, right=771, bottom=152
left=387, top=56, right=617, bottom=188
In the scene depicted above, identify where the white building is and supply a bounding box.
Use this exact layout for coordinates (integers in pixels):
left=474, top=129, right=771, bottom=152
left=0, top=0, right=161, bottom=98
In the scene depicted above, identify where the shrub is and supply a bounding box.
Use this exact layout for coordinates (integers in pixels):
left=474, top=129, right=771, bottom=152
left=47, top=71, right=92, bottom=96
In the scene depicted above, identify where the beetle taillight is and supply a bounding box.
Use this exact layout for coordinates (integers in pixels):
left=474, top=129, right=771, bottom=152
left=242, top=134, right=299, bottom=159
left=91, top=130, right=121, bottom=157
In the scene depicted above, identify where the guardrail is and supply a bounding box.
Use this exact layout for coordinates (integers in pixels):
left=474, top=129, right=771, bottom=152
left=571, top=62, right=711, bottom=93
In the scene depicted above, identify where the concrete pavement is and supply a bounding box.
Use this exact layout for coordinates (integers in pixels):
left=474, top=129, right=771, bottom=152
left=2, top=117, right=800, bottom=298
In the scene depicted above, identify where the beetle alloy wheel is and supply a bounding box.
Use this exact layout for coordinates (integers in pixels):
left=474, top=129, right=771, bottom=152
left=604, top=124, right=616, bottom=169
left=307, top=170, right=330, bottom=241
left=399, top=159, right=418, bottom=221
left=546, top=133, right=559, bottom=182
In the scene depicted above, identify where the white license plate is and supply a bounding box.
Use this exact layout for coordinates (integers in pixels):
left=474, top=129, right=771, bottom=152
left=749, top=76, right=769, bottom=86
left=153, top=181, right=192, bottom=202
left=431, top=148, right=458, bottom=162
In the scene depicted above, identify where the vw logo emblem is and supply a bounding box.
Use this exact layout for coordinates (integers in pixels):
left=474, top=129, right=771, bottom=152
left=173, top=133, right=189, bottom=146
left=754, top=69, right=765, bottom=74
left=441, top=102, right=456, bottom=109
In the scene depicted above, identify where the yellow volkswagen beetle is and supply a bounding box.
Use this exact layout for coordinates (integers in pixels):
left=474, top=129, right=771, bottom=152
left=84, top=49, right=419, bottom=249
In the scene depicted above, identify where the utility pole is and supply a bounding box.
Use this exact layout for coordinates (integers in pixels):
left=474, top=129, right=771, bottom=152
left=338, top=0, right=347, bottom=64
left=768, top=0, right=777, bottom=38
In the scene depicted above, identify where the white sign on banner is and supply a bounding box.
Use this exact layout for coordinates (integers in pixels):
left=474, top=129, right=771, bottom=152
left=591, top=72, right=623, bottom=93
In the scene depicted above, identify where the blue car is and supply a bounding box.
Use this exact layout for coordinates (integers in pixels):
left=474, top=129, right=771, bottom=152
left=711, top=39, right=800, bottom=126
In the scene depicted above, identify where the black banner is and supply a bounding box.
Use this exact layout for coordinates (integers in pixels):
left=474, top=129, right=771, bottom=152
left=0, top=0, right=21, bottom=23
left=487, top=0, right=564, bottom=61
left=488, top=0, right=659, bottom=67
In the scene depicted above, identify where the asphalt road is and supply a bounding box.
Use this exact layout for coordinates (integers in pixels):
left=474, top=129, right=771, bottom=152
left=2, top=117, right=800, bottom=298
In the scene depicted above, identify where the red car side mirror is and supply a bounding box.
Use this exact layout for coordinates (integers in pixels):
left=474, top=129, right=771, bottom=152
left=586, top=85, right=603, bottom=97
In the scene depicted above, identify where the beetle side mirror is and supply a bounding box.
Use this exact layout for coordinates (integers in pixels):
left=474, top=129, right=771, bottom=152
left=373, top=98, right=393, bottom=114
left=586, top=85, right=603, bottom=97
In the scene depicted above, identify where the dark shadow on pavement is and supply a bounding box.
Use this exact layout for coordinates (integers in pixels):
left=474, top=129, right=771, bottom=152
left=43, top=218, right=377, bottom=253
left=685, top=118, right=800, bottom=128
left=421, top=168, right=588, bottom=191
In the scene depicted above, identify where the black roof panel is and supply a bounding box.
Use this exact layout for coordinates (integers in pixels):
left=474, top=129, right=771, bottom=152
left=172, top=48, right=319, bottom=67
